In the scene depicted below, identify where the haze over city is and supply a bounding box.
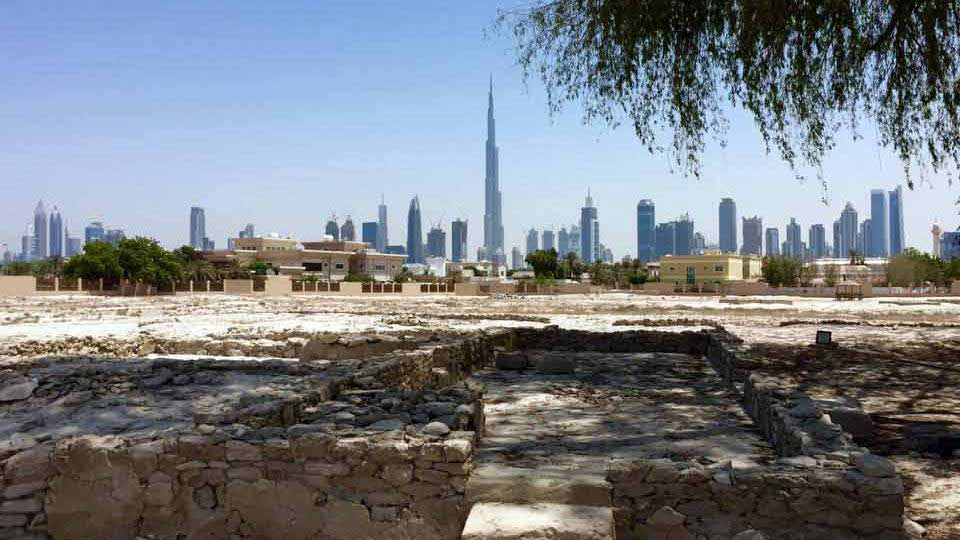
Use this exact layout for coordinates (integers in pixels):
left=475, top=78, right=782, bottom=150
left=2, top=1, right=957, bottom=258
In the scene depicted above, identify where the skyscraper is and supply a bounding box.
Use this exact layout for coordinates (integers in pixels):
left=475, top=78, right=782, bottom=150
left=239, top=224, right=255, bottom=239
left=33, top=201, right=48, bottom=260
left=655, top=222, right=676, bottom=258
left=765, top=228, right=780, bottom=256
left=511, top=246, right=524, bottom=269
left=65, top=228, right=82, bottom=257
left=808, top=224, right=827, bottom=259
left=49, top=206, right=63, bottom=258
left=340, top=217, right=356, bottom=242
left=832, top=220, right=842, bottom=257
left=325, top=218, right=340, bottom=240
left=932, top=224, right=942, bottom=258
left=377, top=196, right=389, bottom=253
left=361, top=222, right=379, bottom=247
left=839, top=203, right=858, bottom=257
left=451, top=220, right=468, bottom=262
left=426, top=226, right=446, bottom=258
left=542, top=229, right=556, bottom=252
left=786, top=218, right=802, bottom=258
left=568, top=225, right=581, bottom=259
left=675, top=215, right=694, bottom=256
left=526, top=228, right=539, bottom=255
left=889, top=185, right=905, bottom=255
left=580, top=191, right=599, bottom=262
left=740, top=216, right=762, bottom=256
left=406, top=197, right=423, bottom=264
left=858, top=219, right=872, bottom=256
left=558, top=228, right=570, bottom=257
left=869, top=189, right=888, bottom=257
left=85, top=221, right=105, bottom=244
left=189, top=207, right=206, bottom=250
left=636, top=200, right=656, bottom=263
left=718, top=198, right=737, bottom=253
left=483, top=78, right=505, bottom=265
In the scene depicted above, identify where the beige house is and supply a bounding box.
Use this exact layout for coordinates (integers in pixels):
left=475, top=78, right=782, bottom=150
left=659, top=252, right=762, bottom=288
left=205, top=237, right=406, bottom=282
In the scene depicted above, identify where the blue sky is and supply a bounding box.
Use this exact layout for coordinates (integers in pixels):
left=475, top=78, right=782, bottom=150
left=1, top=0, right=957, bottom=258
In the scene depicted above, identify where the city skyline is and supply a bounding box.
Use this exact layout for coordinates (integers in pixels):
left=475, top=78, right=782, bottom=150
left=1, top=2, right=956, bottom=260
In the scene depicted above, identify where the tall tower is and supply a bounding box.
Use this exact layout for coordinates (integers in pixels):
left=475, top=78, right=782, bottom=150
left=889, top=185, right=905, bottom=255
left=451, top=219, right=468, bottom=262
left=932, top=224, right=942, bottom=258
left=580, top=191, right=599, bottom=262
left=636, top=200, right=656, bottom=263
left=406, top=197, right=423, bottom=264
left=870, top=189, right=889, bottom=257
left=718, top=198, right=737, bottom=253
left=189, top=207, right=206, bottom=249
left=377, top=195, right=388, bottom=252
left=483, top=77, right=505, bottom=265
left=33, top=201, right=48, bottom=260
left=49, top=206, right=64, bottom=258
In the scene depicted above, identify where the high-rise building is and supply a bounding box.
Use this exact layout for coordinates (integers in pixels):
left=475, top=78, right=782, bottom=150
left=526, top=228, right=539, bottom=255
left=483, top=78, right=505, bottom=265
left=869, top=189, right=888, bottom=257
left=558, top=228, right=570, bottom=257
left=693, top=232, right=707, bottom=254
left=377, top=196, right=389, bottom=253
left=765, top=228, right=780, bottom=256
left=104, top=229, right=125, bottom=247
left=839, top=202, right=858, bottom=257
left=785, top=218, right=802, bottom=258
left=542, top=229, right=556, bottom=252
left=189, top=207, right=206, bottom=250
left=636, top=200, right=656, bottom=263
left=49, top=207, right=63, bottom=257
left=65, top=228, right=82, bottom=257
left=239, top=224, right=255, bottom=239
left=20, top=234, right=32, bottom=261
left=808, top=224, right=827, bottom=259
left=832, top=220, right=841, bottom=257
left=451, top=220, right=468, bottom=262
left=361, top=222, right=379, bottom=247
left=932, top=224, right=943, bottom=258
left=406, top=197, right=423, bottom=264
left=426, top=226, right=446, bottom=258
left=33, top=201, right=48, bottom=260
left=740, top=216, right=762, bottom=256
left=675, top=215, right=694, bottom=256
left=858, top=219, right=872, bottom=256
left=340, top=217, right=356, bottom=242
left=942, top=230, right=960, bottom=260
left=325, top=218, right=339, bottom=240
left=580, top=191, right=599, bottom=262
left=568, top=225, right=581, bottom=259
left=889, top=186, right=905, bottom=255
left=718, top=198, right=737, bottom=253
left=511, top=246, right=524, bottom=269
left=85, top=221, right=105, bottom=244
left=655, top=222, right=676, bottom=258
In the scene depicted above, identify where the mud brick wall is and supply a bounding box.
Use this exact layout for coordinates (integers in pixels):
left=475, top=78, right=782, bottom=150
left=510, top=326, right=712, bottom=355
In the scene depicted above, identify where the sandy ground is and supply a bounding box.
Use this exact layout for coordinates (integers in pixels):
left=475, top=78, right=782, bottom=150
left=1, top=292, right=958, bottom=536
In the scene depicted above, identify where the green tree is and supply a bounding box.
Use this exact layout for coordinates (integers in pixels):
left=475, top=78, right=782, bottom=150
left=525, top=248, right=560, bottom=279
left=116, top=237, right=182, bottom=285
left=499, top=1, right=960, bottom=184
left=2, top=261, right=34, bottom=276
left=762, top=255, right=803, bottom=287
left=344, top=273, right=373, bottom=282
left=63, top=241, right=123, bottom=282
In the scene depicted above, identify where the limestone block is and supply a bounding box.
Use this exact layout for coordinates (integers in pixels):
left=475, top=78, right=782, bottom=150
left=0, top=377, right=37, bottom=402
left=225, top=441, right=261, bottom=462
left=853, top=453, right=896, bottom=478
left=4, top=446, right=52, bottom=484
left=495, top=352, right=528, bottom=371
left=461, top=502, right=614, bottom=540
left=224, top=480, right=326, bottom=540
left=534, top=355, right=576, bottom=375
left=0, top=498, right=42, bottom=514
left=381, top=464, right=414, bottom=486
left=2, top=482, right=45, bottom=499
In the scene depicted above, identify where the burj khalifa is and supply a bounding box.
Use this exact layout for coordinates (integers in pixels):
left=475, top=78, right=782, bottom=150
left=482, top=78, right=505, bottom=264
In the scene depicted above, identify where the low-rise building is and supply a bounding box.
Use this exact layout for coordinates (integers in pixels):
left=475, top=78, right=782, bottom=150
left=204, top=237, right=407, bottom=282
left=659, top=252, right=762, bottom=288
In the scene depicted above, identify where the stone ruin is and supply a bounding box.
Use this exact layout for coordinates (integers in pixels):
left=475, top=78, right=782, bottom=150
left=0, top=327, right=908, bottom=540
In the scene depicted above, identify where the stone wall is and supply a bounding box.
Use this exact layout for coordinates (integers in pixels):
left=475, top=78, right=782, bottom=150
left=0, top=276, right=37, bottom=297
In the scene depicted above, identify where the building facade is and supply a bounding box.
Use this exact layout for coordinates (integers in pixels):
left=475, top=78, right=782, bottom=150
left=869, top=189, right=889, bottom=257
left=839, top=203, right=858, bottom=257
left=511, top=246, right=524, bottom=269
left=542, top=229, right=555, bottom=252
left=483, top=79, right=505, bottom=265
left=889, top=186, right=905, bottom=255
left=808, top=224, right=827, bottom=259
left=659, top=253, right=763, bottom=288
left=406, top=197, right=423, bottom=264
left=636, top=199, right=656, bottom=263
left=765, top=227, right=780, bottom=256
left=33, top=201, right=48, bottom=260
left=340, top=217, right=356, bottom=242
left=740, top=216, right=762, bottom=256
left=189, top=207, right=206, bottom=250
left=49, top=207, right=63, bottom=258
left=325, top=219, right=339, bottom=241
left=361, top=222, right=378, bottom=247
left=719, top=198, right=737, bottom=253
left=85, top=221, right=105, bottom=245
left=451, top=220, right=468, bottom=263
left=675, top=215, right=694, bottom=256
left=785, top=218, right=802, bottom=258
left=655, top=222, right=676, bottom=258
left=526, top=228, right=539, bottom=255
left=942, top=231, right=960, bottom=260
left=426, top=226, right=446, bottom=259
left=580, top=192, right=598, bottom=263
left=377, top=198, right=389, bottom=253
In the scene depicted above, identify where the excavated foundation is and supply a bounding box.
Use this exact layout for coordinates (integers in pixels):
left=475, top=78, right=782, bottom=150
left=0, top=328, right=908, bottom=540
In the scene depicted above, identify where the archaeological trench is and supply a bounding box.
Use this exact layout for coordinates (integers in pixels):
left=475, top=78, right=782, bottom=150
left=0, top=326, right=916, bottom=540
